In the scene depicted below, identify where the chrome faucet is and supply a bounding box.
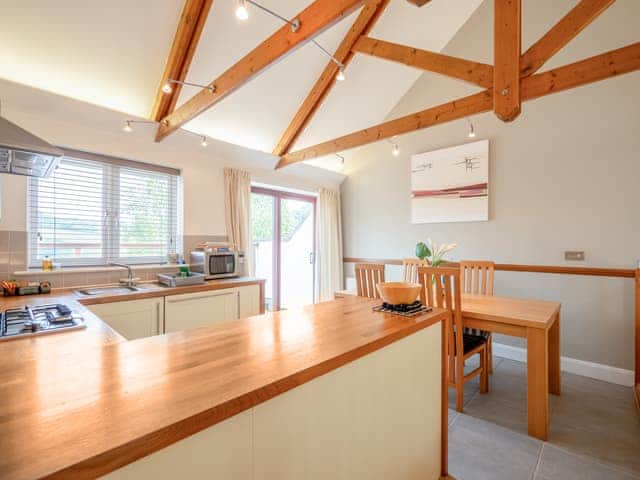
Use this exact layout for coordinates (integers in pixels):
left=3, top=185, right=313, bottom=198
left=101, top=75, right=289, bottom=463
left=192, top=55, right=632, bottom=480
left=110, top=262, right=137, bottom=287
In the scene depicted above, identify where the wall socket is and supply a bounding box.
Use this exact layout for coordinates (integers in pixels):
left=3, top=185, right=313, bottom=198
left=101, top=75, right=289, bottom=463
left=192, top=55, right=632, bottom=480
left=565, top=251, right=585, bottom=261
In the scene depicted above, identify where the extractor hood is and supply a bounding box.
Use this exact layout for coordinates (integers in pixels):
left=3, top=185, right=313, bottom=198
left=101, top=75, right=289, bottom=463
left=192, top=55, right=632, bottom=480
left=0, top=115, right=63, bottom=178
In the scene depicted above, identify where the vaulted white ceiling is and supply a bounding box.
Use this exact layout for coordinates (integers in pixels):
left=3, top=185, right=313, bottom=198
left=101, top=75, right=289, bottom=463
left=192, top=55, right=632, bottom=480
left=0, top=0, right=482, bottom=171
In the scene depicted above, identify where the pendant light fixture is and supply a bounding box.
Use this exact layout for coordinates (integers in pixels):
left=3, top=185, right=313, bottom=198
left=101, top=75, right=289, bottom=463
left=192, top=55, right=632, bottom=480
left=386, top=138, right=400, bottom=157
left=121, top=119, right=210, bottom=149
left=161, top=79, right=216, bottom=96
left=236, top=0, right=249, bottom=20
left=234, top=0, right=344, bottom=80
left=122, top=119, right=155, bottom=132
left=466, top=117, right=476, bottom=138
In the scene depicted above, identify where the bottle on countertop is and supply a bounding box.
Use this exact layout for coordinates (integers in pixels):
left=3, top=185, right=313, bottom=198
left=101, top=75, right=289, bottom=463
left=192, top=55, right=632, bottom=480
left=41, top=256, right=53, bottom=271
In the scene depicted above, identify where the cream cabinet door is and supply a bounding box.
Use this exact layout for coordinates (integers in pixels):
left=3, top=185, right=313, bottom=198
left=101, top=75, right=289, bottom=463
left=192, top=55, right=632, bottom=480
left=164, top=289, right=239, bottom=333
left=238, top=285, right=261, bottom=318
left=87, top=298, right=163, bottom=340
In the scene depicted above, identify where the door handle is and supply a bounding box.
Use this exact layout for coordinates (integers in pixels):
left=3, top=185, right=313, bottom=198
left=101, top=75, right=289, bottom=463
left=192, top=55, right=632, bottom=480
left=156, top=302, right=161, bottom=334
left=309, top=252, right=315, bottom=264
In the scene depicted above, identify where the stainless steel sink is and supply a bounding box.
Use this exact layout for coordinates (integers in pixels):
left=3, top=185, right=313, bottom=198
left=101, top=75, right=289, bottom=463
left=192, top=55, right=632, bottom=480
left=76, top=285, right=147, bottom=296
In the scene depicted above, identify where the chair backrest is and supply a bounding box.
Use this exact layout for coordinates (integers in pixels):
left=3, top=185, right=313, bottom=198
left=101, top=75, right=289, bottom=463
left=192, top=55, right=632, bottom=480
left=402, top=258, right=429, bottom=283
left=460, top=260, right=495, bottom=295
left=417, top=266, right=463, bottom=367
left=355, top=263, right=385, bottom=298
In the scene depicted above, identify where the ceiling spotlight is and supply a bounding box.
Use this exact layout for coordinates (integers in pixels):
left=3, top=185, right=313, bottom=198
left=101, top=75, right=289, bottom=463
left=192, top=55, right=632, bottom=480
left=201, top=136, right=208, bottom=147
left=162, top=82, right=173, bottom=94
left=336, top=66, right=345, bottom=82
left=392, top=144, right=400, bottom=157
left=236, top=0, right=249, bottom=20
left=123, top=121, right=132, bottom=133
left=467, top=118, right=476, bottom=138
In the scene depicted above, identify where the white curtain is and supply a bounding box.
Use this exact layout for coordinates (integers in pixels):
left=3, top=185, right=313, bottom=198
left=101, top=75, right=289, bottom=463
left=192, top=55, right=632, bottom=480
left=223, top=168, right=253, bottom=276
left=316, top=188, right=344, bottom=301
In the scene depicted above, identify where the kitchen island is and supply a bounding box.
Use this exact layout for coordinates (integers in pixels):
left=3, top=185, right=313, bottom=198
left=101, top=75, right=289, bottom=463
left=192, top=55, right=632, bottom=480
left=0, top=289, right=449, bottom=479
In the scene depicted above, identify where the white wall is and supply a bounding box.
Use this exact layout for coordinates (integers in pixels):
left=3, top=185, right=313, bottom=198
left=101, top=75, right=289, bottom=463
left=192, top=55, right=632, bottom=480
left=0, top=79, right=345, bottom=235
left=340, top=0, right=640, bottom=370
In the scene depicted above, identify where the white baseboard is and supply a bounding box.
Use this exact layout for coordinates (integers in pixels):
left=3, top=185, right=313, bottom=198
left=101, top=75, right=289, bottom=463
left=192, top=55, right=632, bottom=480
left=492, top=343, right=635, bottom=387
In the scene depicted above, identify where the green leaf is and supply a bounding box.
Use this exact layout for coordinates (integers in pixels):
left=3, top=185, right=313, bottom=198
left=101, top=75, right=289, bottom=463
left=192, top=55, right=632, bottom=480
left=415, top=242, right=431, bottom=260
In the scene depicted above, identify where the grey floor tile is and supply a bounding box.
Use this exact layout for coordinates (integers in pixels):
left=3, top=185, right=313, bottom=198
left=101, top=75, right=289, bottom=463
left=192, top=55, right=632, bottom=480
left=535, top=444, right=640, bottom=480
left=549, top=397, right=640, bottom=474
left=455, top=357, right=640, bottom=477
left=548, top=370, right=640, bottom=475
left=448, top=379, right=480, bottom=410
left=552, top=370, right=636, bottom=409
left=447, top=356, right=503, bottom=410
left=462, top=358, right=530, bottom=434
left=449, top=414, right=542, bottom=480
left=448, top=408, right=459, bottom=426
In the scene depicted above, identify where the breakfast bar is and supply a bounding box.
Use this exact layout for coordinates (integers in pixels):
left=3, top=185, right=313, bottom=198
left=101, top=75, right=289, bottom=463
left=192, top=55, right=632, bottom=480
left=0, top=293, right=449, bottom=480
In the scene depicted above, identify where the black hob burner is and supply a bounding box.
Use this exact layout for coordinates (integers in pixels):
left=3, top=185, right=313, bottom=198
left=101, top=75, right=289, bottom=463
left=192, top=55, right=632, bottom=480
left=373, top=301, right=432, bottom=317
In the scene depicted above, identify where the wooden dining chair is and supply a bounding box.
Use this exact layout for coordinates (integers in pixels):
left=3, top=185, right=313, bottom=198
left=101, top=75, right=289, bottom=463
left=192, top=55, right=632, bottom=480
left=355, top=263, right=385, bottom=298
left=417, top=266, right=489, bottom=412
left=402, top=258, right=429, bottom=283
left=460, top=260, right=495, bottom=373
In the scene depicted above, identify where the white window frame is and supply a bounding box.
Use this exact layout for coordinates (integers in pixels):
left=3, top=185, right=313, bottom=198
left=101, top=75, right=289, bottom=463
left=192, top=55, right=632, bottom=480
left=28, top=150, right=182, bottom=267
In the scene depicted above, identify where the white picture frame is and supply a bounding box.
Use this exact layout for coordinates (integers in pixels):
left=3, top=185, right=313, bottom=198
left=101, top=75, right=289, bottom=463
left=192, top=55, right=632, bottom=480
left=410, top=140, right=489, bottom=224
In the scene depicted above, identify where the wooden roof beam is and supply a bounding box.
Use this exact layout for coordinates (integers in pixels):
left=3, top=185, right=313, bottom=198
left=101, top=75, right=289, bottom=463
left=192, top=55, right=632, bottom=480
left=353, top=36, right=494, bottom=88
left=276, top=41, right=640, bottom=168
left=494, top=0, right=522, bottom=122
left=520, top=0, right=614, bottom=77
left=520, top=41, right=640, bottom=100
left=155, top=0, right=366, bottom=142
left=151, top=0, right=214, bottom=122
left=276, top=90, right=494, bottom=168
left=272, top=0, right=390, bottom=156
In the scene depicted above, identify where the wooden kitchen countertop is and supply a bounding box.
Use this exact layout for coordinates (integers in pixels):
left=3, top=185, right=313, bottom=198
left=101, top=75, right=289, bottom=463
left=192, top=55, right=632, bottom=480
left=0, top=290, right=447, bottom=480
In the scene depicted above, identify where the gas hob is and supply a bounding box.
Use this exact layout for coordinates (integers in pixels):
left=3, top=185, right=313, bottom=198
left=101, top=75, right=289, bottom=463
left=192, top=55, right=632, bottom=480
left=0, top=303, right=85, bottom=341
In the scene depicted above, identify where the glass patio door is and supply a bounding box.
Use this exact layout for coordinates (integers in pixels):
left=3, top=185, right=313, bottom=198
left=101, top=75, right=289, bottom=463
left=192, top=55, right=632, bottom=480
left=251, top=187, right=316, bottom=311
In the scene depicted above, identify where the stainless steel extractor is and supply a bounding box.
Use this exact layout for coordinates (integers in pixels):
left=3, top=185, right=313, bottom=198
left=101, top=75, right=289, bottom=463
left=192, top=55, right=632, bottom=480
left=0, top=105, right=63, bottom=178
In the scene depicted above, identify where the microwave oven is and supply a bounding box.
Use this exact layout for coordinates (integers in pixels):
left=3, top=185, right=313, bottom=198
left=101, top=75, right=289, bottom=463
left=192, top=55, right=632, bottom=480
left=190, top=250, right=243, bottom=279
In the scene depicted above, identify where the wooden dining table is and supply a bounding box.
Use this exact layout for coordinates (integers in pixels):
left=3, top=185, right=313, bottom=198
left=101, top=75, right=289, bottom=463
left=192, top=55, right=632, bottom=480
left=335, top=289, right=561, bottom=440
left=461, top=294, right=561, bottom=440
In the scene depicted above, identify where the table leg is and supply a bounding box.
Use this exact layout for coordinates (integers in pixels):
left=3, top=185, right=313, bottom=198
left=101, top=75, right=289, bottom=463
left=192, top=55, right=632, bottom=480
left=527, top=327, right=549, bottom=440
left=548, top=311, right=561, bottom=395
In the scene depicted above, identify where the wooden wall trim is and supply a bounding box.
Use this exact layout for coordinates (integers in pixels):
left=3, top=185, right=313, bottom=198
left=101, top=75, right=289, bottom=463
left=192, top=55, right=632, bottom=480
left=343, top=258, right=636, bottom=278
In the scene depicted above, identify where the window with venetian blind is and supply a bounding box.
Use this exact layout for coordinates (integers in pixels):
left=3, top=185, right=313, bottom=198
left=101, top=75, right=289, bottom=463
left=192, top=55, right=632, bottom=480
left=28, top=149, right=182, bottom=267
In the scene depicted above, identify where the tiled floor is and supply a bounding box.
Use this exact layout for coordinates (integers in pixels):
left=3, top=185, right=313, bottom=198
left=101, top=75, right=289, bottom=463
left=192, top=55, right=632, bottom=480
left=448, top=357, right=640, bottom=480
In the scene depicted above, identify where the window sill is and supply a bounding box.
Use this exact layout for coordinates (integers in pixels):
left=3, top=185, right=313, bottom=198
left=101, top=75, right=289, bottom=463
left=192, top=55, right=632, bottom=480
left=13, top=264, right=186, bottom=276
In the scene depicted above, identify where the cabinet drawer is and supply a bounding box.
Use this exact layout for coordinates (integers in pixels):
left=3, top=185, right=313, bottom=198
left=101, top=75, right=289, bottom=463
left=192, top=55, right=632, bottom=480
left=164, top=289, right=239, bottom=333
left=87, top=298, right=163, bottom=340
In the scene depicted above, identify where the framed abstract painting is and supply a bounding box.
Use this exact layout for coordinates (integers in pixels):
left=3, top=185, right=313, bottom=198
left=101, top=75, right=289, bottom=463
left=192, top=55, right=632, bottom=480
left=410, top=139, right=489, bottom=224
